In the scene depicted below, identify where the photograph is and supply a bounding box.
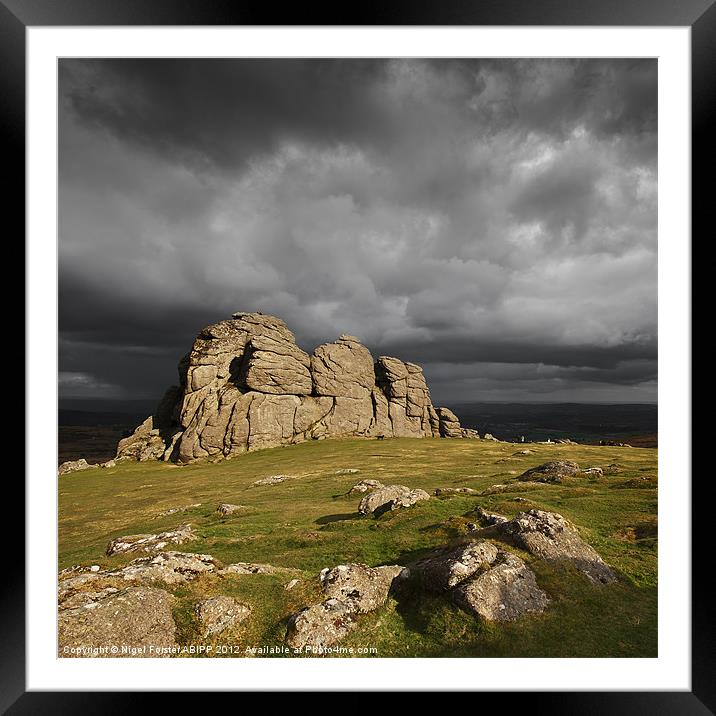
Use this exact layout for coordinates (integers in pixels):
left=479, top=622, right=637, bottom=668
left=56, top=57, right=660, bottom=660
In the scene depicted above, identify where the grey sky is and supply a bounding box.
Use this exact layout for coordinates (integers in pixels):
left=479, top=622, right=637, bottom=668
left=58, top=58, right=657, bottom=405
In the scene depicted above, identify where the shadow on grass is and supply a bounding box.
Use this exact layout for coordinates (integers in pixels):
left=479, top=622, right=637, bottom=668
left=315, top=512, right=361, bottom=525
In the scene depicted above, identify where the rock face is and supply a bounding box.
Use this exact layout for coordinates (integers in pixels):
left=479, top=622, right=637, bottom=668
left=116, top=312, right=468, bottom=463
left=519, top=460, right=581, bottom=484
left=486, top=509, right=617, bottom=584
left=58, top=586, right=177, bottom=657
left=357, top=484, right=430, bottom=515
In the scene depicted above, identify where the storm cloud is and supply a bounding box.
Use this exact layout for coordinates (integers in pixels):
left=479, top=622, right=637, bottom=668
left=59, top=58, right=657, bottom=405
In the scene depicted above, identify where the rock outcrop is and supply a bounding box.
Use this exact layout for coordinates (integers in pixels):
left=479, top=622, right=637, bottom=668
left=518, top=460, right=581, bottom=484
left=484, top=509, right=617, bottom=584
left=115, top=312, right=469, bottom=464
left=413, top=539, right=550, bottom=622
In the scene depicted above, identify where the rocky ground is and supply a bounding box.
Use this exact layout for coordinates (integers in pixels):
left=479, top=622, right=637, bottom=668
left=58, top=437, right=657, bottom=658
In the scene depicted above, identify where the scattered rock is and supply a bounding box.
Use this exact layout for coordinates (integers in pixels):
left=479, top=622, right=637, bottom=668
left=252, top=474, right=292, bottom=486
left=415, top=541, right=500, bottom=592
left=512, top=497, right=529, bottom=503
left=582, top=467, right=604, bottom=476
left=513, top=449, right=532, bottom=455
left=156, top=503, right=201, bottom=518
left=284, top=579, right=299, bottom=591
left=347, top=479, right=384, bottom=495
left=58, top=459, right=98, bottom=476
left=483, top=433, right=498, bottom=441
left=453, top=552, right=550, bottom=621
left=105, top=524, right=196, bottom=556
left=336, top=468, right=361, bottom=475
left=485, top=509, right=617, bottom=584
left=216, top=503, right=245, bottom=516
left=358, top=484, right=430, bottom=514
left=101, top=459, right=116, bottom=469
left=58, top=586, right=177, bottom=658
left=434, top=487, right=478, bottom=496
left=481, top=482, right=544, bottom=495
left=195, top=596, right=251, bottom=636
left=519, top=460, right=581, bottom=484
left=319, top=563, right=408, bottom=613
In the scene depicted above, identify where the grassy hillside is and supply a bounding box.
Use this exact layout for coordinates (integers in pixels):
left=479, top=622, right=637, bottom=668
left=58, top=437, right=657, bottom=658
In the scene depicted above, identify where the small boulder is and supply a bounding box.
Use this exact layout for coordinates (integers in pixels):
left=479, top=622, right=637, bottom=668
left=453, top=552, right=550, bottom=621
left=216, top=503, right=245, bottom=516
left=519, top=460, right=581, bottom=484
left=336, top=468, right=361, bottom=475
left=253, top=474, right=292, bottom=486
left=195, top=596, right=251, bottom=636
left=105, top=524, right=195, bottom=556
left=358, top=485, right=430, bottom=514
left=58, top=458, right=98, bottom=476
left=434, top=487, right=478, bottom=496
left=582, top=467, right=604, bottom=476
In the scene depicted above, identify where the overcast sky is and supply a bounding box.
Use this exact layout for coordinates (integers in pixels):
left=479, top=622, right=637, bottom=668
left=58, top=58, right=657, bottom=406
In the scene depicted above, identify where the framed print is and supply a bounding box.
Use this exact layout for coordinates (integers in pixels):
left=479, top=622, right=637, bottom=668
left=6, top=0, right=708, bottom=710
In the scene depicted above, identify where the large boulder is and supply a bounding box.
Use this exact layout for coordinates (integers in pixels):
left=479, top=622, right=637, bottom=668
left=320, top=563, right=408, bottom=613
left=286, top=599, right=358, bottom=650
left=452, top=552, right=550, bottom=621
left=487, top=509, right=617, bottom=584
left=436, top=407, right=462, bottom=438
left=58, top=586, right=177, bottom=657
left=286, top=562, right=407, bottom=649
left=116, top=312, right=469, bottom=463
left=415, top=541, right=499, bottom=591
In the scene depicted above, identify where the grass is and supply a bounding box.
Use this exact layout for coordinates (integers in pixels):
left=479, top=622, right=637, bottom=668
left=58, top=437, right=657, bottom=657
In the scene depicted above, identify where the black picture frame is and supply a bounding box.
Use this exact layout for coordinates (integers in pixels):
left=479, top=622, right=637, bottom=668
left=5, top=0, right=706, bottom=711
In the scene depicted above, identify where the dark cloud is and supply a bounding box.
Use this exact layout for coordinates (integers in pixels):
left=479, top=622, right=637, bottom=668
left=59, top=58, right=657, bottom=405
